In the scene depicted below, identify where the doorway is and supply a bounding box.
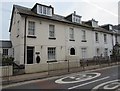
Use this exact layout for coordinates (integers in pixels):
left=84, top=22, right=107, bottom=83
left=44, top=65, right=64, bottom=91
left=27, top=47, right=34, bottom=64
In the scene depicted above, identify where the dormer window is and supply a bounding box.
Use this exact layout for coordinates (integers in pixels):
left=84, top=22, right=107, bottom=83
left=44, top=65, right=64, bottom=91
left=72, top=11, right=81, bottom=24
left=109, top=25, right=112, bottom=30
left=91, top=19, right=98, bottom=27
left=65, top=11, right=82, bottom=24
left=32, top=3, right=53, bottom=16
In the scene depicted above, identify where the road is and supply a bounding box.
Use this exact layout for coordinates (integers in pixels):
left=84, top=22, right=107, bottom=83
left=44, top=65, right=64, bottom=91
left=2, top=65, right=120, bottom=91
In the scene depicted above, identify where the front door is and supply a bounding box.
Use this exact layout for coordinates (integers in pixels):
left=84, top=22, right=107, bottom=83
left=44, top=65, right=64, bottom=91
left=27, top=47, right=34, bottom=64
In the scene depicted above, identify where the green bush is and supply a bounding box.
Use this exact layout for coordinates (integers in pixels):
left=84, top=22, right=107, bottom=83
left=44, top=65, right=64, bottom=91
left=2, top=56, right=14, bottom=66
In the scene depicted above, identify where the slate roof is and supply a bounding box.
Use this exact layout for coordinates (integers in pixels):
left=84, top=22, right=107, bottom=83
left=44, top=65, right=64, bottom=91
left=0, top=40, right=12, bottom=48
left=9, top=4, right=120, bottom=36
left=9, top=4, right=93, bottom=32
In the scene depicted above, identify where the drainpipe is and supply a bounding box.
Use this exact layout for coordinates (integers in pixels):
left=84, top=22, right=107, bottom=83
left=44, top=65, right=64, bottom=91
left=24, top=16, right=27, bottom=64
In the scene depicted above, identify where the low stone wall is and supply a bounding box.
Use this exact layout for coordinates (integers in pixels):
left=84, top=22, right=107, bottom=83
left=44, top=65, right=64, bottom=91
left=25, top=63, right=48, bottom=73
left=25, top=61, right=81, bottom=73
left=48, top=61, right=68, bottom=71
left=0, top=66, right=13, bottom=77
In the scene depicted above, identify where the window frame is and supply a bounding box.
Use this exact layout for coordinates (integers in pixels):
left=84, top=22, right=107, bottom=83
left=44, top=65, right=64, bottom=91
left=95, top=32, right=99, bottom=43
left=3, top=49, right=8, bottom=56
left=48, top=47, right=56, bottom=60
left=70, top=48, right=75, bottom=55
left=49, top=24, right=55, bottom=39
left=69, top=28, right=74, bottom=41
left=81, top=30, right=86, bottom=42
left=28, top=21, right=35, bottom=36
left=104, top=48, right=108, bottom=57
left=104, top=34, right=107, bottom=43
left=81, top=48, right=87, bottom=59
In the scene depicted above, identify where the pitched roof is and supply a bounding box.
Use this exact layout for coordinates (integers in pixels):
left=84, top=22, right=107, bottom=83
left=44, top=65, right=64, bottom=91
left=9, top=4, right=120, bottom=36
left=0, top=40, right=12, bottom=48
left=9, top=4, right=93, bottom=32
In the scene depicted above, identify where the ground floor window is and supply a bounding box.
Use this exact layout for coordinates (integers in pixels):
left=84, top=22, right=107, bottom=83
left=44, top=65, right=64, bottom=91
left=96, top=48, right=100, bottom=56
left=48, top=47, right=56, bottom=60
left=3, top=49, right=8, bottom=56
left=104, top=48, right=108, bottom=57
left=81, top=48, right=87, bottom=59
left=70, top=48, right=75, bottom=55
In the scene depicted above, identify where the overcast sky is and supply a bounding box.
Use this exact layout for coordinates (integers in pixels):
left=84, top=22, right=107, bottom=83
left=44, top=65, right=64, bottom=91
left=0, top=0, right=119, bottom=40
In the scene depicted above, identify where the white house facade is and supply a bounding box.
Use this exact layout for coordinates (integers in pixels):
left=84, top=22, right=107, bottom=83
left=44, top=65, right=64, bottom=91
left=8, top=3, right=120, bottom=66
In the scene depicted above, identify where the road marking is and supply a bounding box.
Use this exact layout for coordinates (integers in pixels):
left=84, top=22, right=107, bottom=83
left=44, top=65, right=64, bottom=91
left=55, top=72, right=101, bottom=84
left=92, top=79, right=120, bottom=91
left=3, top=65, right=118, bottom=89
left=68, top=76, right=109, bottom=90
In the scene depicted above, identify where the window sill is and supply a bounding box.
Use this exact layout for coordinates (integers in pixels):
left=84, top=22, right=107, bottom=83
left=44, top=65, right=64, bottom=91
left=104, top=42, right=107, bottom=44
left=47, top=60, right=57, bottom=63
left=81, top=40, right=87, bottom=42
left=96, top=41, right=99, bottom=43
left=69, top=39, right=75, bottom=41
left=27, top=35, right=37, bottom=38
left=49, top=37, right=56, bottom=40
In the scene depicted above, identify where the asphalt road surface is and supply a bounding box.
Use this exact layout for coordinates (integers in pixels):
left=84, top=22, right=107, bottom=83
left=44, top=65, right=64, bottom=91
left=2, top=65, right=120, bottom=91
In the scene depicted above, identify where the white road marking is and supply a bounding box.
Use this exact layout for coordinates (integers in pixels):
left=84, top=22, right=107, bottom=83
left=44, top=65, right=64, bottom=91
left=103, top=82, right=120, bottom=90
left=3, top=65, right=118, bottom=89
left=92, top=79, right=120, bottom=91
left=55, top=72, right=101, bottom=84
left=68, top=76, right=110, bottom=90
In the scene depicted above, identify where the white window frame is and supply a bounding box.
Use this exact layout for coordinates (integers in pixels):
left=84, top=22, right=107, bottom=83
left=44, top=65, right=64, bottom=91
left=3, top=49, right=8, bottom=56
left=81, top=48, right=87, bottom=59
left=69, top=28, right=74, bottom=40
left=104, top=34, right=107, bottom=43
left=95, top=32, right=99, bottom=42
left=104, top=48, right=108, bottom=57
left=28, top=21, right=35, bottom=35
left=17, top=20, right=20, bottom=36
left=96, top=48, right=100, bottom=56
left=48, top=47, right=56, bottom=60
left=82, top=30, right=86, bottom=40
left=49, top=25, right=55, bottom=38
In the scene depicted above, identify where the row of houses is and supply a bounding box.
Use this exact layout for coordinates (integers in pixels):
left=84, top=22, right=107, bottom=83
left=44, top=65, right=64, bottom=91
left=1, top=3, right=120, bottom=66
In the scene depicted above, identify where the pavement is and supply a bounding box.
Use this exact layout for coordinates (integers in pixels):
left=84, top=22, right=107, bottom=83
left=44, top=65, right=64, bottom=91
left=1, top=62, right=119, bottom=86
left=2, top=64, right=120, bottom=90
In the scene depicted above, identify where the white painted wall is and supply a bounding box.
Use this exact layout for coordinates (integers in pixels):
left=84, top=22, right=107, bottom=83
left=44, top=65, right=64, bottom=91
left=10, top=8, right=120, bottom=66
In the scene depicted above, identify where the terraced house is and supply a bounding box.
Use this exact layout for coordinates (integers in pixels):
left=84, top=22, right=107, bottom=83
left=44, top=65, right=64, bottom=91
left=7, top=3, right=120, bottom=71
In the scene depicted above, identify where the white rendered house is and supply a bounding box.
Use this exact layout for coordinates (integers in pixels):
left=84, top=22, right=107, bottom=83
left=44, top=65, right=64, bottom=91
left=9, top=3, right=120, bottom=66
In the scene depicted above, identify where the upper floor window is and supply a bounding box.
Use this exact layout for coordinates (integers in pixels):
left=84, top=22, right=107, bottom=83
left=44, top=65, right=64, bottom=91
left=28, top=21, right=35, bottom=35
left=95, top=32, right=99, bottom=42
left=49, top=25, right=55, bottom=38
left=82, top=30, right=86, bottom=41
left=69, top=28, right=74, bottom=41
left=104, top=34, right=107, bottom=43
left=3, top=49, right=8, bottom=56
left=38, top=5, right=52, bottom=16
left=17, top=20, right=20, bottom=37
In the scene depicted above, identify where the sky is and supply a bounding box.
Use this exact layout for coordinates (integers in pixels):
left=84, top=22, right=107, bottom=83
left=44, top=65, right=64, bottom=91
left=0, top=0, right=119, bottom=40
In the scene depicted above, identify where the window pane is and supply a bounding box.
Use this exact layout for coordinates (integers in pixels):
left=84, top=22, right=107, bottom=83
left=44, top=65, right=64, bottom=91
left=43, top=7, right=47, bottom=14
left=69, top=28, right=74, bottom=40
left=48, top=47, right=56, bottom=60
left=28, top=21, right=35, bottom=35
left=81, top=48, right=87, bottom=59
left=82, top=30, right=86, bottom=40
left=70, top=48, right=75, bottom=55
left=49, top=25, right=55, bottom=38
left=3, top=49, right=8, bottom=56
